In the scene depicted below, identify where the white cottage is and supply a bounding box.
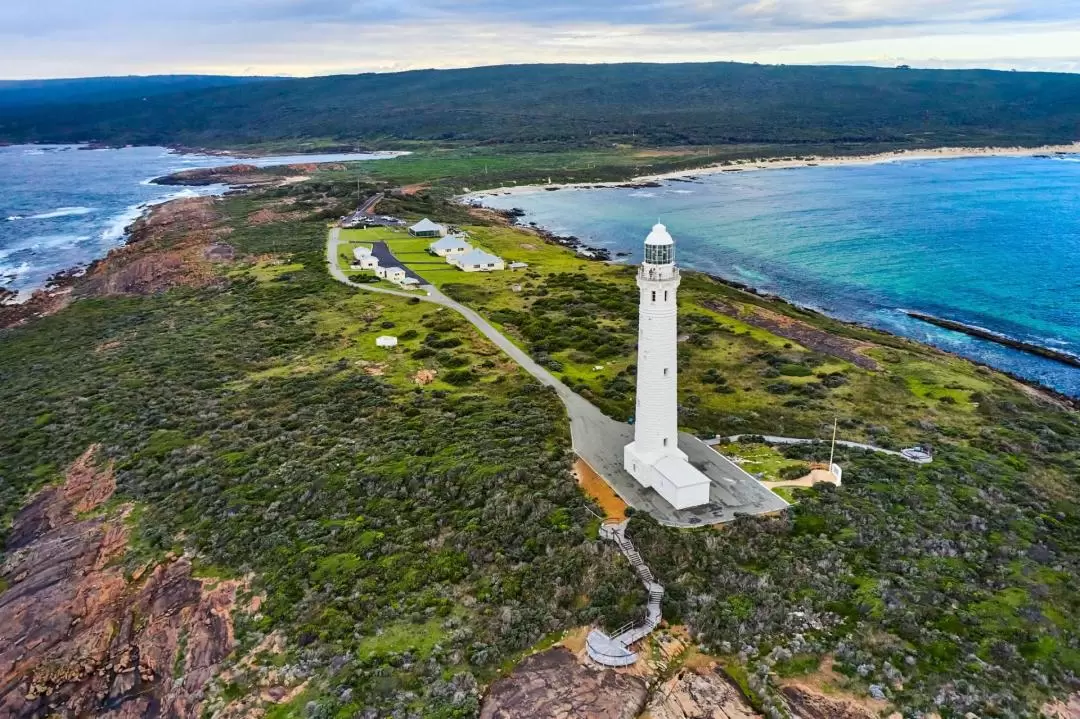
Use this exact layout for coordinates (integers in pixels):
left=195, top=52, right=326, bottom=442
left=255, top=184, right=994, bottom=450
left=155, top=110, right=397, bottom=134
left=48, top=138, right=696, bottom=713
left=449, top=248, right=504, bottom=272
left=377, top=266, right=408, bottom=283
left=351, top=255, right=379, bottom=270
left=429, top=235, right=472, bottom=257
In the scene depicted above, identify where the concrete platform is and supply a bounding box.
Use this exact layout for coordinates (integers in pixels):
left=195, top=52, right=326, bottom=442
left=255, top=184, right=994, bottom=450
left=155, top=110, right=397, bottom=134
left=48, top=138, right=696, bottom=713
left=564, top=395, right=789, bottom=527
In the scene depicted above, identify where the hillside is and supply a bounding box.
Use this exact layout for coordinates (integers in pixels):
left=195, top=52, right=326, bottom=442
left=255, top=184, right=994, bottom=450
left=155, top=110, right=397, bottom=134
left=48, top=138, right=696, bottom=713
left=0, top=74, right=272, bottom=109
left=2, top=62, right=1080, bottom=150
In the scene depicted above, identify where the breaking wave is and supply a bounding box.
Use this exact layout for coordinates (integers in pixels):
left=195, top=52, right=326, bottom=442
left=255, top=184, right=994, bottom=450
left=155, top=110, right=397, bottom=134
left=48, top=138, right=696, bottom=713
left=16, top=206, right=96, bottom=220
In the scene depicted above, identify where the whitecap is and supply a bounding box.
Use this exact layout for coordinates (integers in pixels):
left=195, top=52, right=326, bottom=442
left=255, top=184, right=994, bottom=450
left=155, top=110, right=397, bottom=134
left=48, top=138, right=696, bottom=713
left=27, top=206, right=95, bottom=220
left=0, top=234, right=92, bottom=260
left=101, top=204, right=146, bottom=241
left=6, top=215, right=24, bottom=221
left=0, top=261, right=31, bottom=279
left=670, top=189, right=695, bottom=194
left=628, top=191, right=657, bottom=198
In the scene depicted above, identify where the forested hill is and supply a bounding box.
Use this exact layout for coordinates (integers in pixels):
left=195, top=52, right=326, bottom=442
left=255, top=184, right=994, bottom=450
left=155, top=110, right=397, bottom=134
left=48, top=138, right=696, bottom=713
left=0, top=75, right=272, bottom=109
left=2, top=62, right=1080, bottom=149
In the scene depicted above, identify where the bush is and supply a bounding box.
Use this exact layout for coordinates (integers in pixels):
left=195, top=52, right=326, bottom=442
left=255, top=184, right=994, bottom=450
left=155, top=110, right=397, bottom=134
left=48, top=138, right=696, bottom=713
left=442, top=369, right=475, bottom=385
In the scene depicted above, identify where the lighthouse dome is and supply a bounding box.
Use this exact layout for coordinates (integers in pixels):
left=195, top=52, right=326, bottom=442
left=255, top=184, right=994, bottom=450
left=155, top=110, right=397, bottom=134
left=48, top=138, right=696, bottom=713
left=645, top=223, right=674, bottom=246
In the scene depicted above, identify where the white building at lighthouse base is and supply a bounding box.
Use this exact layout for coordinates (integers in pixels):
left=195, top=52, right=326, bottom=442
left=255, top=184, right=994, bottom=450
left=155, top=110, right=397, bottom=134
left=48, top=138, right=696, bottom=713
left=624, top=443, right=711, bottom=510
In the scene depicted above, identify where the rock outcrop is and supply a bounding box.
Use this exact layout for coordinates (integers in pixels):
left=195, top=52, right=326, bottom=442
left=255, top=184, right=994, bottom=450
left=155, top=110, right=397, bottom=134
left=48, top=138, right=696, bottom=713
left=0, top=446, right=242, bottom=719
left=151, top=163, right=313, bottom=187
left=781, top=684, right=878, bottom=719
left=0, top=196, right=229, bottom=329
left=479, top=647, right=648, bottom=719
left=645, top=666, right=759, bottom=719
left=75, top=196, right=227, bottom=298
left=1045, top=695, right=1080, bottom=718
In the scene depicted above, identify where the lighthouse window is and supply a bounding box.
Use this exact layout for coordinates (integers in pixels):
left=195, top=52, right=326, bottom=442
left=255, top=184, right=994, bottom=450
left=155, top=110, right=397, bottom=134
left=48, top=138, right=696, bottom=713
left=663, top=367, right=669, bottom=376
left=664, top=291, right=668, bottom=301
left=645, top=243, right=673, bottom=264
left=651, top=291, right=656, bottom=302
left=663, top=437, right=669, bottom=447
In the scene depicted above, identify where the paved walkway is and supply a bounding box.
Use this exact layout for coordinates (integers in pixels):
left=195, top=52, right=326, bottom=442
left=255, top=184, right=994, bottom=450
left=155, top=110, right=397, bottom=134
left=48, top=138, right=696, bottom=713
left=710, top=434, right=932, bottom=464
left=326, top=228, right=788, bottom=527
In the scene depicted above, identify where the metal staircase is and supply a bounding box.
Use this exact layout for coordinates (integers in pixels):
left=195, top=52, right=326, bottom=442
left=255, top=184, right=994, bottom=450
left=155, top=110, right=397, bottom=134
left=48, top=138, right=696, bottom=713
left=587, top=519, right=665, bottom=667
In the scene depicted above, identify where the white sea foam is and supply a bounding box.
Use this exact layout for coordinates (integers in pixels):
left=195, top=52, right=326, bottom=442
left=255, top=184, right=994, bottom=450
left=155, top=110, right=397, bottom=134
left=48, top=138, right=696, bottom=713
left=25, top=206, right=95, bottom=220
left=6, top=215, right=24, bottom=221
left=0, top=234, right=92, bottom=261
left=629, top=191, right=657, bottom=198
left=670, top=189, right=695, bottom=194
left=101, top=204, right=146, bottom=241
left=0, top=261, right=31, bottom=279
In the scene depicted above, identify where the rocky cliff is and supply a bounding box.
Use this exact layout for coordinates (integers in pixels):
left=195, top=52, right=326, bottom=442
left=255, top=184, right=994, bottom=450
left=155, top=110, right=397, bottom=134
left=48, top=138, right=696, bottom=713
left=645, top=666, right=760, bottom=719
left=0, top=446, right=242, bottom=718
left=480, top=647, right=648, bottom=719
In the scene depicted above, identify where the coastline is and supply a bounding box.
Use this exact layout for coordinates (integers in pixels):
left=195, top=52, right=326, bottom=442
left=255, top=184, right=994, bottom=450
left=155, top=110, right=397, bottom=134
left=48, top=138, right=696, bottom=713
left=1, top=146, right=407, bottom=301
left=472, top=170, right=1080, bottom=403
left=463, top=141, right=1080, bottom=198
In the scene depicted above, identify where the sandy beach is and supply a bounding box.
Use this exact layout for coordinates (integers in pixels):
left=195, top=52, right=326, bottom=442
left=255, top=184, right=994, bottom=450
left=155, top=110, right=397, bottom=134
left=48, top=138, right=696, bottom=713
left=464, top=141, right=1080, bottom=199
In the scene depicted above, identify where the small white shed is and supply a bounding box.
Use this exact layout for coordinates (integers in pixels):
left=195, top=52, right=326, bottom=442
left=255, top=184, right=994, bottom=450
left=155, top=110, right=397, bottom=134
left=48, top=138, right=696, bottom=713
left=376, top=336, right=398, bottom=348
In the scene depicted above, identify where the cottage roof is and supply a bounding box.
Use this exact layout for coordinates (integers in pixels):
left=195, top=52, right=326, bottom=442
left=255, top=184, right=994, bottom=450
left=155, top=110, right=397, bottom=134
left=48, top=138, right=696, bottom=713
left=410, top=218, right=444, bottom=233
left=455, top=249, right=502, bottom=266
left=431, top=235, right=471, bottom=251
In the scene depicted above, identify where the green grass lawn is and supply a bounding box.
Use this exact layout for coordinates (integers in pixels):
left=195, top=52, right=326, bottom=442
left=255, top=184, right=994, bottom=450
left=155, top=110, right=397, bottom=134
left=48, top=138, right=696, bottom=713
left=716, top=441, right=810, bottom=481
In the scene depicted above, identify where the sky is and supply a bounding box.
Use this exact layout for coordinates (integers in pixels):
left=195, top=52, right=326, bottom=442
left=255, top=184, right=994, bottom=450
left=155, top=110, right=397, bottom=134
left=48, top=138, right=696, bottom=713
left=2, top=0, right=1080, bottom=79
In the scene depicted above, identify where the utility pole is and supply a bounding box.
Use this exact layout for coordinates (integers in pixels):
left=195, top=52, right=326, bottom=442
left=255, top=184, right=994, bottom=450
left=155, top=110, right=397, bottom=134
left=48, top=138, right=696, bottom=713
left=829, top=417, right=838, bottom=467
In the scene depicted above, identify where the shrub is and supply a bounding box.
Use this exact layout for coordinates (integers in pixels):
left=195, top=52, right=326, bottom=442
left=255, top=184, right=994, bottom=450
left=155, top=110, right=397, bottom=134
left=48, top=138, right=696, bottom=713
left=442, top=369, right=475, bottom=385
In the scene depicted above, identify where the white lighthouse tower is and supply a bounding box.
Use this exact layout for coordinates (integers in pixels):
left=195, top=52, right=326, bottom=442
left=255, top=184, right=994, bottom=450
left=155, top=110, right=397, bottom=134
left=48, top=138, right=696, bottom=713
left=623, top=224, right=711, bottom=510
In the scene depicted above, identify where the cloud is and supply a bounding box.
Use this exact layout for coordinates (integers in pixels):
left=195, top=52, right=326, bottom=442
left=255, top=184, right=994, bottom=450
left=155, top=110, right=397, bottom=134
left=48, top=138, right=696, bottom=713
left=0, top=0, right=1077, bottom=78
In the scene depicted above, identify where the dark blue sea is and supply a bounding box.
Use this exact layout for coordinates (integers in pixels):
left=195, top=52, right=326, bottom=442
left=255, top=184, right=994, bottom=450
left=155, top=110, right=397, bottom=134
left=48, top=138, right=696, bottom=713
left=0, top=144, right=392, bottom=294
left=478, top=156, right=1080, bottom=397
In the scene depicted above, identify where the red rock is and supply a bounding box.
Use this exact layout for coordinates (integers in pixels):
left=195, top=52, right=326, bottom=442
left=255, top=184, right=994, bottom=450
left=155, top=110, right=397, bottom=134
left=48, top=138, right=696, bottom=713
left=0, top=446, right=242, bottom=719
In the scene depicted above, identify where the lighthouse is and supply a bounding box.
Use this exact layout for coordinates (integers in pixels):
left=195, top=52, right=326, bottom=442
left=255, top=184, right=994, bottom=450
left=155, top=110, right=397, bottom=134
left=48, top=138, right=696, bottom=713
left=623, top=224, right=711, bottom=510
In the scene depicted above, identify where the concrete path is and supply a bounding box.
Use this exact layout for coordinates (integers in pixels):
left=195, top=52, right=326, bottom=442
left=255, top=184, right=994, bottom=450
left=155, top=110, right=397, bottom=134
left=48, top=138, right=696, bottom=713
left=709, top=434, right=932, bottom=464
left=326, top=228, right=788, bottom=527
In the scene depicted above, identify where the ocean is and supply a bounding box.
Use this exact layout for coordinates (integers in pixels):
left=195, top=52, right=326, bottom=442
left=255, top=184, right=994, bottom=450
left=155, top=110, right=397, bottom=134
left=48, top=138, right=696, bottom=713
left=0, top=144, right=393, bottom=295
left=477, top=156, right=1080, bottom=397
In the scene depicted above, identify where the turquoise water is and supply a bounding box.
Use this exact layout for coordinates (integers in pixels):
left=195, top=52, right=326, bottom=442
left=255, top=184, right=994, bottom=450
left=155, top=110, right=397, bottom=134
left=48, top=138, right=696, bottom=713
left=0, top=145, right=392, bottom=295
left=479, top=156, right=1080, bottom=397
